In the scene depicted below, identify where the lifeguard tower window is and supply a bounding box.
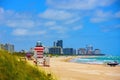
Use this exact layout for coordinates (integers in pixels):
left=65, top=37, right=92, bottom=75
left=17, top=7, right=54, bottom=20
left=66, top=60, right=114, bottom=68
left=36, top=41, right=43, bottom=47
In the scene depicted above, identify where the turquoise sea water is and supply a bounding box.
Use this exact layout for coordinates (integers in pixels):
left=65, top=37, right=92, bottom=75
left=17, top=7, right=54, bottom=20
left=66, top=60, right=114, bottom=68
left=70, top=56, right=120, bottom=64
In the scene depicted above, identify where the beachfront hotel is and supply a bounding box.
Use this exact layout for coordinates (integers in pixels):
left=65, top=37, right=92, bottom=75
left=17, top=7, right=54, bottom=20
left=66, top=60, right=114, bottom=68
left=53, top=40, right=63, bottom=48
left=49, top=46, right=62, bottom=54
left=94, top=49, right=101, bottom=54
left=41, top=40, right=102, bottom=55
left=78, top=48, right=86, bottom=55
left=49, top=40, right=63, bottom=54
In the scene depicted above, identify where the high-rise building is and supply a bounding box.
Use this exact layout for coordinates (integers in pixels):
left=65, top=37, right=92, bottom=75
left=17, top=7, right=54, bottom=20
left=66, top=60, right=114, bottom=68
left=49, top=47, right=62, bottom=54
left=29, top=48, right=34, bottom=54
left=86, top=45, right=93, bottom=51
left=4, top=43, right=14, bottom=53
left=78, top=48, right=86, bottom=54
left=86, top=45, right=93, bottom=54
left=63, top=48, right=73, bottom=55
left=56, top=40, right=63, bottom=48
left=53, top=41, right=56, bottom=47
left=73, top=49, right=77, bottom=55
left=94, top=49, right=101, bottom=54
left=44, top=46, right=49, bottom=54
left=0, top=43, right=5, bottom=50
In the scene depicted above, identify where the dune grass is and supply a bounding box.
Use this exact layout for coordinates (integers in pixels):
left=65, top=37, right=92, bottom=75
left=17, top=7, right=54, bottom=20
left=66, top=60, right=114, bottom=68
left=0, top=50, right=57, bottom=80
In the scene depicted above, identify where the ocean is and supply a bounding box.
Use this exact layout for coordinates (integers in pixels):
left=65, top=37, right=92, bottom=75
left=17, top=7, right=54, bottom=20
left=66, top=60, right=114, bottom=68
left=70, top=56, right=120, bottom=64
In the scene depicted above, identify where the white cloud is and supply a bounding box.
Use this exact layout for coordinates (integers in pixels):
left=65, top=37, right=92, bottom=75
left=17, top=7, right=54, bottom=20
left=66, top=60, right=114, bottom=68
left=64, top=17, right=80, bottom=24
left=101, top=24, right=120, bottom=32
left=39, top=9, right=74, bottom=20
left=30, top=30, right=46, bottom=35
left=0, top=8, right=50, bottom=37
left=91, top=18, right=107, bottom=23
left=12, top=29, right=28, bottom=36
left=44, top=21, right=56, bottom=26
left=102, top=29, right=110, bottom=32
left=115, top=24, right=120, bottom=29
left=73, top=25, right=83, bottom=30
left=49, top=26, right=67, bottom=34
left=90, top=10, right=113, bottom=23
left=47, top=0, right=116, bottom=10
left=0, top=7, right=4, bottom=14
left=6, top=20, right=35, bottom=28
left=0, top=7, right=5, bottom=21
left=115, top=11, right=120, bottom=18
left=0, top=7, right=74, bottom=37
left=0, top=7, right=41, bottom=28
left=95, top=10, right=112, bottom=17
left=90, top=10, right=120, bottom=23
left=12, top=29, right=46, bottom=36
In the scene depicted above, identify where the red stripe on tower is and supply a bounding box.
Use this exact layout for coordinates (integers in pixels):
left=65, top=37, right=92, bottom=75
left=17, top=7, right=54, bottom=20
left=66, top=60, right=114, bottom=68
left=34, top=47, right=44, bottom=51
left=34, top=46, right=44, bottom=58
left=34, top=47, right=44, bottom=50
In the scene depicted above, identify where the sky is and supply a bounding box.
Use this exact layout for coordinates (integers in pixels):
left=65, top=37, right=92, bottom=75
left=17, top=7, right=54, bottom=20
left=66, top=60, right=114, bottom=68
left=0, top=0, right=120, bottom=55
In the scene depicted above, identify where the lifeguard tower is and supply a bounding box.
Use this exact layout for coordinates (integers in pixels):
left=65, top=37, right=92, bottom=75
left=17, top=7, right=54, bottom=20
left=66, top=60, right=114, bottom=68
left=34, top=41, right=44, bottom=65
left=33, top=41, right=50, bottom=66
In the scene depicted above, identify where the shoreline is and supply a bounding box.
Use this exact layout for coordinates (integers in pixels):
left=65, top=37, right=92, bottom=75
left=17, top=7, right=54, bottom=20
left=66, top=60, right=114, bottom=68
left=68, top=56, right=120, bottom=65
left=42, top=56, right=120, bottom=80
left=27, top=56, right=120, bottom=80
left=55, top=56, right=120, bottom=66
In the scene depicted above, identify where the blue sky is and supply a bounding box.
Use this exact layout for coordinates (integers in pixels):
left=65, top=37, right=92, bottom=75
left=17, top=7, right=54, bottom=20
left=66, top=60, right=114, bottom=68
left=0, top=0, right=120, bottom=55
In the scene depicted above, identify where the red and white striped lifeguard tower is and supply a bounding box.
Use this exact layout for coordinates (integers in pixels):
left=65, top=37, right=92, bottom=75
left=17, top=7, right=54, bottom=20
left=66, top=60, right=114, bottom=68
left=34, top=41, right=44, bottom=65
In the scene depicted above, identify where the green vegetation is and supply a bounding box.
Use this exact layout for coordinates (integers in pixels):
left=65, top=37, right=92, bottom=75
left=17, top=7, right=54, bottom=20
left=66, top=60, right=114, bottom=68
left=0, top=50, right=56, bottom=80
left=13, top=52, right=26, bottom=57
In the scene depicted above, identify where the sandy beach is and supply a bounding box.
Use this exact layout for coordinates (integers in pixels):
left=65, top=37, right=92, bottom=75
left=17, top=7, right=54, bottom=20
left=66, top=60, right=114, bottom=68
left=28, top=56, right=120, bottom=80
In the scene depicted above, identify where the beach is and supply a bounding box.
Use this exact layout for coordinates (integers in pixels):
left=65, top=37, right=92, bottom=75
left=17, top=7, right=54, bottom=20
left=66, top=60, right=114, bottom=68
left=28, top=56, right=120, bottom=80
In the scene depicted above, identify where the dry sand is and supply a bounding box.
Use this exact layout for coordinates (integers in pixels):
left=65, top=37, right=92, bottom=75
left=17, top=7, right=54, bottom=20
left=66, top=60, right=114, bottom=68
left=28, top=56, right=120, bottom=80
